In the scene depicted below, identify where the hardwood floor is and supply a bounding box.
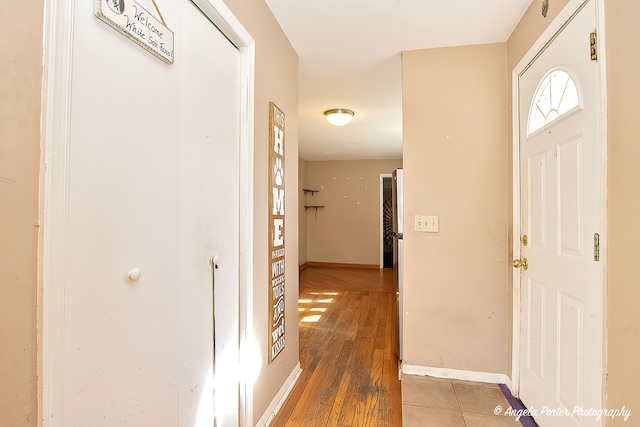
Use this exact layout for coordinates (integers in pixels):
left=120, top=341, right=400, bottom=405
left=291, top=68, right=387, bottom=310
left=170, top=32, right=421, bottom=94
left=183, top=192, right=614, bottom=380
left=271, top=267, right=402, bottom=426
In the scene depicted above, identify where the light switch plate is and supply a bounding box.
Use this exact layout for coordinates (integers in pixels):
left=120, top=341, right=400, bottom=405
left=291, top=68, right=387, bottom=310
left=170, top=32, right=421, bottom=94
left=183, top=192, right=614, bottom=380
left=414, top=215, right=439, bottom=232
left=424, top=215, right=439, bottom=232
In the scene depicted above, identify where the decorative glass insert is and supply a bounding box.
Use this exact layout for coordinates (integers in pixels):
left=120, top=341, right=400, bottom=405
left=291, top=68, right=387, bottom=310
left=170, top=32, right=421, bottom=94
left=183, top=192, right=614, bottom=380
left=528, top=69, right=580, bottom=135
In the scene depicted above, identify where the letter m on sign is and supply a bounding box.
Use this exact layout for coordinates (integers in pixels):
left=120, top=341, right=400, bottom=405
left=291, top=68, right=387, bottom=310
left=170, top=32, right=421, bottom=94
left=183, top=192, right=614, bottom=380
left=272, top=188, right=284, bottom=215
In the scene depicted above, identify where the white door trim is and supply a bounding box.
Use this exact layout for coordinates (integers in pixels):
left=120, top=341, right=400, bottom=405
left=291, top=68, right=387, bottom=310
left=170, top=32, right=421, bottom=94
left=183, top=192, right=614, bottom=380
left=379, top=173, right=393, bottom=269
left=510, top=0, right=608, bottom=404
left=40, top=2, right=76, bottom=422
left=39, top=1, right=256, bottom=425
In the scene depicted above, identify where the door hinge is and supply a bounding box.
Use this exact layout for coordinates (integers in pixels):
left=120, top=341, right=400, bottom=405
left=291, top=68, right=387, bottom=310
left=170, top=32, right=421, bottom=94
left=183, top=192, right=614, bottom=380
left=594, top=233, right=600, bottom=261
left=590, top=31, right=598, bottom=61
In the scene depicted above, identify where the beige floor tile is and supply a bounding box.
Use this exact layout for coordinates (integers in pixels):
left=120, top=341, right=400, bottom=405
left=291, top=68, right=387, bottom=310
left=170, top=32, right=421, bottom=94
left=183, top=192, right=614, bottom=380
left=463, top=412, right=523, bottom=427
left=401, top=376, right=459, bottom=410
left=402, top=374, right=452, bottom=383
left=402, top=405, right=466, bottom=427
left=452, top=381, right=511, bottom=415
left=450, top=379, right=503, bottom=389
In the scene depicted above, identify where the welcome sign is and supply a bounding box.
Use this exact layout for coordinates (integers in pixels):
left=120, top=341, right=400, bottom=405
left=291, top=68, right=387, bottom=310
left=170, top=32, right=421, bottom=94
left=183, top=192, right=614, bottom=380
left=95, top=0, right=175, bottom=64
left=269, top=103, right=286, bottom=363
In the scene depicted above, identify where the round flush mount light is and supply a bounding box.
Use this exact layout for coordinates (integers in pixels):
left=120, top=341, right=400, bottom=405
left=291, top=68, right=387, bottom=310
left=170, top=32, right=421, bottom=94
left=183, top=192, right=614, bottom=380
left=324, top=109, right=354, bottom=126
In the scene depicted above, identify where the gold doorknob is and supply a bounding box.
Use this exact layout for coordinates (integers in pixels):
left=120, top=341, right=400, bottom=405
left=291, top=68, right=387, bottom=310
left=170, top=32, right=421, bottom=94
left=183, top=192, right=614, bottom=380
left=513, top=258, right=528, bottom=270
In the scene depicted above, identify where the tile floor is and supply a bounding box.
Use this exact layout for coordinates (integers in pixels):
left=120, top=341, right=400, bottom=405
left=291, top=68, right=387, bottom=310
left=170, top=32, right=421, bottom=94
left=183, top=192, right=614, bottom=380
left=402, top=375, right=523, bottom=427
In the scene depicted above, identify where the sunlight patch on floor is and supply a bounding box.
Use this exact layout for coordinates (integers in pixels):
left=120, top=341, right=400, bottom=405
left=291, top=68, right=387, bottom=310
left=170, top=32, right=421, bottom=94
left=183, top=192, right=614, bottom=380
left=299, top=294, right=337, bottom=323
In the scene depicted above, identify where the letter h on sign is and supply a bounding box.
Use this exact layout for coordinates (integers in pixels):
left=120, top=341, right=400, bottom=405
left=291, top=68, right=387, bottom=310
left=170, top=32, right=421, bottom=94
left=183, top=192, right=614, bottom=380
left=274, top=127, right=283, bottom=156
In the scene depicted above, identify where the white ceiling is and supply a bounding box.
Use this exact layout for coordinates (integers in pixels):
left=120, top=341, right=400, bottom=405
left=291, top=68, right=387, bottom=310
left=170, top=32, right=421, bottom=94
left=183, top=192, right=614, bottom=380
left=264, top=0, right=533, bottom=161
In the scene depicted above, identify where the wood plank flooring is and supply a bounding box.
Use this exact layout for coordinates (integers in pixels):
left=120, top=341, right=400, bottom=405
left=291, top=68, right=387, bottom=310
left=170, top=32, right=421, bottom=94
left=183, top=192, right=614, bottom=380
left=271, top=267, right=402, bottom=427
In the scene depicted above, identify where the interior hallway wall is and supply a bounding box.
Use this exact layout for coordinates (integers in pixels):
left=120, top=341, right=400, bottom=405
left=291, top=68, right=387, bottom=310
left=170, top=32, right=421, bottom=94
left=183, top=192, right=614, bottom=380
left=298, top=158, right=308, bottom=266
left=0, top=1, right=44, bottom=426
left=401, top=43, right=509, bottom=374
left=221, top=0, right=300, bottom=422
left=305, top=159, right=402, bottom=266
left=603, top=0, right=640, bottom=422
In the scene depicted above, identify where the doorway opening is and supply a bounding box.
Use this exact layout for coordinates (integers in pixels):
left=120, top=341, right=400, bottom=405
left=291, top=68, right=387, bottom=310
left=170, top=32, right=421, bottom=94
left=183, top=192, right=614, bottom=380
left=381, top=175, right=394, bottom=268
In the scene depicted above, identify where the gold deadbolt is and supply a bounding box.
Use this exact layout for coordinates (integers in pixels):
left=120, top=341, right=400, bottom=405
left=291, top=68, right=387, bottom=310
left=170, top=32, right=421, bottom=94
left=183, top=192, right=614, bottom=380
left=513, top=258, right=528, bottom=270
left=522, top=235, right=528, bottom=246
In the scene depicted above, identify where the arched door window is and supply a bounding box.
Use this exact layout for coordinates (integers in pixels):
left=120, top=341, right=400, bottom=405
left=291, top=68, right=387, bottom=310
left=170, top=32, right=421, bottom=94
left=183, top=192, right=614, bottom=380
left=528, top=68, right=581, bottom=135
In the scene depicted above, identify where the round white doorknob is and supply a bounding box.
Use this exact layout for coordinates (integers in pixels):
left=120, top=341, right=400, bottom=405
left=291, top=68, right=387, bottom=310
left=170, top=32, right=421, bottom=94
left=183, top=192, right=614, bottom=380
left=128, top=268, right=142, bottom=281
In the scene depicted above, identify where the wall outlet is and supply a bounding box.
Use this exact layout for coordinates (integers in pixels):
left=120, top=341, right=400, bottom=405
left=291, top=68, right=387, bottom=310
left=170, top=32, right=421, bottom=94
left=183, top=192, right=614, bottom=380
left=414, top=215, right=439, bottom=232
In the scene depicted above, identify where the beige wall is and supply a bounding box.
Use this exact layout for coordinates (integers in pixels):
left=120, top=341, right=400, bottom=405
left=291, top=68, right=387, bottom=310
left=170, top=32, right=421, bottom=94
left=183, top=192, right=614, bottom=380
left=305, top=159, right=402, bottom=266
left=298, top=158, right=308, bottom=265
left=222, top=0, right=300, bottom=422
left=507, top=0, right=571, bottom=68
left=604, top=0, right=640, bottom=422
left=0, top=1, right=44, bottom=426
left=401, top=44, right=509, bottom=373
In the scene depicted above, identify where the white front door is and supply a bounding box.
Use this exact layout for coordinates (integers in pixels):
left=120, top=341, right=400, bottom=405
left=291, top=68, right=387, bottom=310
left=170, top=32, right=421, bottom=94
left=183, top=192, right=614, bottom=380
left=517, top=1, right=603, bottom=425
left=50, top=1, right=241, bottom=426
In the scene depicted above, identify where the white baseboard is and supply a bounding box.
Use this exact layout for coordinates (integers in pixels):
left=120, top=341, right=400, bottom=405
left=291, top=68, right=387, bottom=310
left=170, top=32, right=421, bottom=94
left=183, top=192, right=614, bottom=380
left=256, top=363, right=302, bottom=427
left=402, top=363, right=513, bottom=393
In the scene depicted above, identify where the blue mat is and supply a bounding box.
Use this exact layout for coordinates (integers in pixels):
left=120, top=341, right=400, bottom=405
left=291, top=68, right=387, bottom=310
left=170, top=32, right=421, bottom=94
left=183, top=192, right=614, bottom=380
left=499, top=384, right=539, bottom=426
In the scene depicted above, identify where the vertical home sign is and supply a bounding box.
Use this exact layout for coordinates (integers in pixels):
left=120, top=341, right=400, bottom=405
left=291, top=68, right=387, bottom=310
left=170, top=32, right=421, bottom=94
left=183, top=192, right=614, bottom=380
left=269, top=102, right=286, bottom=363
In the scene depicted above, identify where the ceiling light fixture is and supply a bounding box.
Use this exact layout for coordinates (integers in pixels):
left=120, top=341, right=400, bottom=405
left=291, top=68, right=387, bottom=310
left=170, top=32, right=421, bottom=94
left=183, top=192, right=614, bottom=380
left=324, top=109, right=354, bottom=126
